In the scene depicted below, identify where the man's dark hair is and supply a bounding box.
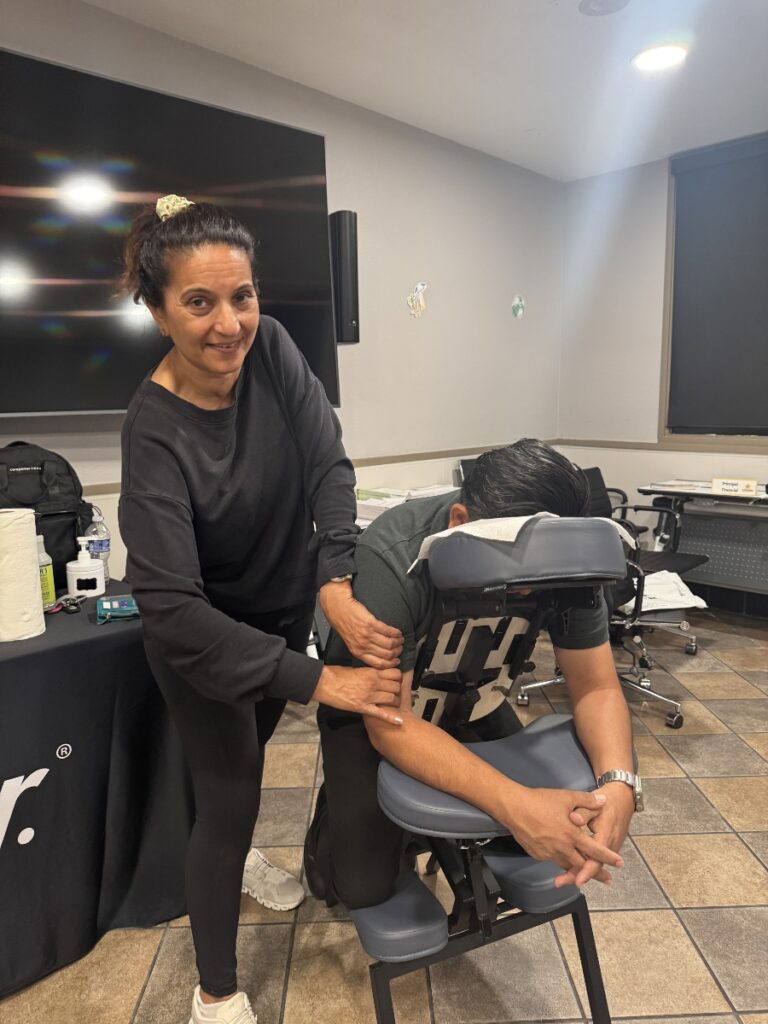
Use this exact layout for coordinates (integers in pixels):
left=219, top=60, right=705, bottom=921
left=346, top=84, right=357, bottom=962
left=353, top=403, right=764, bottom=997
left=460, top=439, right=590, bottom=519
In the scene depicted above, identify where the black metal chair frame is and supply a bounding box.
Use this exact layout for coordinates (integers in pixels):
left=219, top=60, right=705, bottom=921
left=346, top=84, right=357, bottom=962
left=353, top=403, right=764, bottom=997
left=369, top=891, right=608, bottom=1024
left=367, top=583, right=612, bottom=1024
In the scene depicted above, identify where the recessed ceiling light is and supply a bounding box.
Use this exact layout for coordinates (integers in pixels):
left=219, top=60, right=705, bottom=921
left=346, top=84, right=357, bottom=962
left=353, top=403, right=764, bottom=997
left=632, top=44, right=688, bottom=72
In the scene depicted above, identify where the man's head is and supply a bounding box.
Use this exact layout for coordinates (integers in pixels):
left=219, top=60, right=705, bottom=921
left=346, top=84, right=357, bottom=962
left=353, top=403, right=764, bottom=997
left=449, top=439, right=589, bottom=528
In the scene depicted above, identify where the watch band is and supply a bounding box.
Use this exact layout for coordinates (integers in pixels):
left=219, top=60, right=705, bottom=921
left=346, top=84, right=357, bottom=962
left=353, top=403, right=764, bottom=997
left=329, top=574, right=353, bottom=584
left=596, top=769, right=644, bottom=811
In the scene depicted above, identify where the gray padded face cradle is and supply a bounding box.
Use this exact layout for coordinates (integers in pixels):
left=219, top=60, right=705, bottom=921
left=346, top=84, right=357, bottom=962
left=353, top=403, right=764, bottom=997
left=377, top=715, right=595, bottom=839
left=427, top=517, right=627, bottom=592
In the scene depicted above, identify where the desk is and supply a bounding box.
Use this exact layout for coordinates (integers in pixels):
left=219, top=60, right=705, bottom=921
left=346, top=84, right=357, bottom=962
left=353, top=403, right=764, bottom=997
left=638, top=482, right=768, bottom=595
left=0, top=584, right=194, bottom=997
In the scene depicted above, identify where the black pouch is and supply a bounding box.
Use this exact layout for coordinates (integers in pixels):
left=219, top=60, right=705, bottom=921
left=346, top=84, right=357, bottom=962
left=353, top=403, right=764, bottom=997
left=0, top=441, right=94, bottom=589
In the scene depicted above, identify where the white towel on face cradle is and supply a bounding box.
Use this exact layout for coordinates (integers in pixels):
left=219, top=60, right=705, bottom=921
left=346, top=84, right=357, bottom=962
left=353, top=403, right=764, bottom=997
left=407, top=513, right=636, bottom=574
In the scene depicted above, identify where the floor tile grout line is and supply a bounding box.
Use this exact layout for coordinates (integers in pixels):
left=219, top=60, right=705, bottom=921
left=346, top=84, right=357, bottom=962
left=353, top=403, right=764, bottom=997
left=129, top=923, right=169, bottom=1024
left=275, top=916, right=296, bottom=1024
left=277, top=753, right=324, bottom=1024
left=610, top=1012, right=740, bottom=1019
left=549, top=916, right=588, bottom=1021
left=312, top=737, right=323, bottom=790
left=619, top=836, right=674, bottom=911
left=631, top=823, right=768, bottom=901
left=739, top=833, right=768, bottom=870
left=632, top=771, right=736, bottom=838
left=687, top=773, right=766, bottom=833
left=655, top=731, right=768, bottom=777
left=425, top=964, right=436, bottom=1024
left=669, top=905, right=742, bottom=1019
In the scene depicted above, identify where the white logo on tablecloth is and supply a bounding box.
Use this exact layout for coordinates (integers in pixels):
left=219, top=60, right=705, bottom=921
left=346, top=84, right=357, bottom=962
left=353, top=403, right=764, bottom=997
left=0, top=770, right=50, bottom=850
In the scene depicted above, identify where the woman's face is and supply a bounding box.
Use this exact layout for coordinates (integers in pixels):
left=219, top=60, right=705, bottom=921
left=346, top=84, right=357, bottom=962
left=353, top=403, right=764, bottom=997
left=150, top=244, right=259, bottom=378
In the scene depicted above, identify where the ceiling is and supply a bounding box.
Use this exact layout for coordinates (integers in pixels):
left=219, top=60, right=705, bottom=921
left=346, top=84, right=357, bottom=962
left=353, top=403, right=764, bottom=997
left=84, top=0, right=768, bottom=181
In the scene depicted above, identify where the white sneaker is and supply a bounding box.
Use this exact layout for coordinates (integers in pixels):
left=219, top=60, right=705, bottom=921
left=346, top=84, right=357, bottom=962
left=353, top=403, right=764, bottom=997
left=241, top=847, right=305, bottom=911
left=189, top=985, right=257, bottom=1024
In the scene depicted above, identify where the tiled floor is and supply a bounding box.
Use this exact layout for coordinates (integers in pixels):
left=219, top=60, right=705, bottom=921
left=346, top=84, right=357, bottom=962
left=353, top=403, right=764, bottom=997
left=2, top=611, right=767, bottom=1024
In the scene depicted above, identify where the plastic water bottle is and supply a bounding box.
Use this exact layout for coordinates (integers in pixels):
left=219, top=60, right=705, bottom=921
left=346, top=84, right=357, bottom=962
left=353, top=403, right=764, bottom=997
left=85, top=506, right=111, bottom=585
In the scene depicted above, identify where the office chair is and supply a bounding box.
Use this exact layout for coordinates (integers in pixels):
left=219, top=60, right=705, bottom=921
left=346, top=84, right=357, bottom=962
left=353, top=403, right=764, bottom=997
left=516, top=468, right=708, bottom=727
left=582, top=466, right=649, bottom=539
left=348, top=516, right=628, bottom=1024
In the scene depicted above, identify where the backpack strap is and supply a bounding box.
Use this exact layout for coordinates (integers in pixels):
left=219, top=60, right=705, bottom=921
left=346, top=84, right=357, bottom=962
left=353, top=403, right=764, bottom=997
left=42, top=461, right=57, bottom=488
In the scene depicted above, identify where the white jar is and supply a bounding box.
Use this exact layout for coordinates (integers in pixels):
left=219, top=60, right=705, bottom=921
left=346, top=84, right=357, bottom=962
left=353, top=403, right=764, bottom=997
left=66, top=536, right=106, bottom=598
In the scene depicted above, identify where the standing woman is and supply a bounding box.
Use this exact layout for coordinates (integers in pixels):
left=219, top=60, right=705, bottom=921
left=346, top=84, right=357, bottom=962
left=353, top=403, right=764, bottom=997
left=118, top=195, right=403, bottom=1024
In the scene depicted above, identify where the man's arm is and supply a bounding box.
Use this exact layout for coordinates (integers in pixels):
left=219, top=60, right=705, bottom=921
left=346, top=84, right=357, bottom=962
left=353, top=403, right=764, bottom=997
left=364, top=673, right=623, bottom=884
left=555, top=642, right=636, bottom=886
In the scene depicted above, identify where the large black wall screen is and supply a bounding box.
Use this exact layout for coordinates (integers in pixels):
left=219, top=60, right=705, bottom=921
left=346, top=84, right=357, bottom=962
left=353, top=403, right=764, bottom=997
left=668, top=133, right=768, bottom=436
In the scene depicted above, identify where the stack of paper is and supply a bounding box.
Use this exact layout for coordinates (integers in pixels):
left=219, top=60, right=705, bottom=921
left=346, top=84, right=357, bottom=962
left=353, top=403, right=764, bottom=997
left=404, top=484, right=458, bottom=499
left=356, top=495, right=407, bottom=522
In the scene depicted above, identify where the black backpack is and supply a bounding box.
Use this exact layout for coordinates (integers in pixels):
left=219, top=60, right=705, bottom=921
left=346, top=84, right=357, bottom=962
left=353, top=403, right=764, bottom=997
left=0, top=441, right=94, bottom=590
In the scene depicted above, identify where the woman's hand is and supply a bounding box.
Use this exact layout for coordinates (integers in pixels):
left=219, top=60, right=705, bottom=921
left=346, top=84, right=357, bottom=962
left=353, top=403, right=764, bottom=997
left=319, top=580, right=403, bottom=668
left=499, top=787, right=624, bottom=886
left=312, top=664, right=404, bottom=725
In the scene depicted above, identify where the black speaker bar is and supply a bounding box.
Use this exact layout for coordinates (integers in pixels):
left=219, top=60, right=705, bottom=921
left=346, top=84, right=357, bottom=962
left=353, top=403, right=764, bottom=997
left=329, top=210, right=359, bottom=344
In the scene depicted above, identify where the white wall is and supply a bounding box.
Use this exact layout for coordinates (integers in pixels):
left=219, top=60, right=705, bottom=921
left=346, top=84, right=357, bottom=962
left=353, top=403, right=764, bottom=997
left=556, top=445, right=768, bottom=528
left=0, top=0, right=564, bottom=474
left=557, top=160, right=768, bottom=499
left=3, top=0, right=765, bottom=578
left=558, top=160, right=670, bottom=443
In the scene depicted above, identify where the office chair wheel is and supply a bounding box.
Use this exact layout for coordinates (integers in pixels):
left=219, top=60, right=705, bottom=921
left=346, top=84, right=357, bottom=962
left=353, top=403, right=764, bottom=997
left=516, top=693, right=530, bottom=707
left=685, top=641, right=698, bottom=655
left=665, top=711, right=684, bottom=729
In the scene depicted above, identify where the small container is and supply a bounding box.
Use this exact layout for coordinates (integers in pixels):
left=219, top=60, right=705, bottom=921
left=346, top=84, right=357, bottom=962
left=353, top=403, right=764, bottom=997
left=37, top=534, right=57, bottom=610
left=66, top=536, right=106, bottom=599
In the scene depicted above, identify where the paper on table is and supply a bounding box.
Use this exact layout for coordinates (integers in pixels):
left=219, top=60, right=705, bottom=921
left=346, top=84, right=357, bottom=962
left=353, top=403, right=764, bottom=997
left=0, top=508, right=46, bottom=642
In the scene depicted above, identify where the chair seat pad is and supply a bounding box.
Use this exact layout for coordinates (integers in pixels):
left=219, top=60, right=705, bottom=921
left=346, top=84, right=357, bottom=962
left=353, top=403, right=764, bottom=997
left=348, top=870, right=449, bottom=963
left=484, top=849, right=580, bottom=914
left=377, top=715, right=596, bottom=839
left=638, top=550, right=707, bottom=575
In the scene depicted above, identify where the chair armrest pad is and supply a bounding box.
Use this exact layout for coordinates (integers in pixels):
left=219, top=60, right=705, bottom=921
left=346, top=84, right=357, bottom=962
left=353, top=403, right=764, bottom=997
left=606, top=486, right=629, bottom=505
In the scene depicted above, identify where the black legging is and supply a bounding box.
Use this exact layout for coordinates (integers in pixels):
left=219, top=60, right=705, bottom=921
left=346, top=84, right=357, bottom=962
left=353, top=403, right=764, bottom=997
left=148, top=601, right=315, bottom=998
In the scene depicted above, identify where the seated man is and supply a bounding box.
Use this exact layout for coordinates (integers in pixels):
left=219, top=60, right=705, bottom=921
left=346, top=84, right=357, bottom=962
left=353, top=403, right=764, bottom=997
left=305, top=439, right=636, bottom=910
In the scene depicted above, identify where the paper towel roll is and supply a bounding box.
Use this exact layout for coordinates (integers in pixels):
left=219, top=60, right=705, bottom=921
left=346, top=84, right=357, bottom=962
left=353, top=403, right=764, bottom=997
left=0, top=508, right=46, bottom=642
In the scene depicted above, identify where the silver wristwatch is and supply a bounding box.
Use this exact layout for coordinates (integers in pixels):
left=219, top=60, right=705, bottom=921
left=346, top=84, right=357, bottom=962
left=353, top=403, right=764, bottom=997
left=596, top=769, right=644, bottom=812
left=329, top=574, right=353, bottom=584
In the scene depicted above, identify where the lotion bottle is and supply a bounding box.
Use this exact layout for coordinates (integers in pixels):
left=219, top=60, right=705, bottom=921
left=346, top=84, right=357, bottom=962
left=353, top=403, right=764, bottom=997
left=66, top=536, right=106, bottom=599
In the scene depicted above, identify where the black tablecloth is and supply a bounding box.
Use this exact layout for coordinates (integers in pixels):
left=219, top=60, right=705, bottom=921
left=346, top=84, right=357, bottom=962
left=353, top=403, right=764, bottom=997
left=0, top=584, right=194, bottom=997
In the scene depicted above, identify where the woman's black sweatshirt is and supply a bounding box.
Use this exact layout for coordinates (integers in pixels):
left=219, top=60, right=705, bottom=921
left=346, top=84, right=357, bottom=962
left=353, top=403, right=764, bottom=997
left=119, top=316, right=358, bottom=705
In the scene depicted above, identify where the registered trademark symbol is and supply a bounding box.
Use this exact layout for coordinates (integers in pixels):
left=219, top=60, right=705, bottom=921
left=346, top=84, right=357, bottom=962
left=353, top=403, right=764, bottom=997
left=56, top=744, right=72, bottom=760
